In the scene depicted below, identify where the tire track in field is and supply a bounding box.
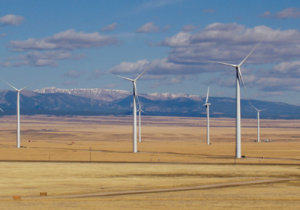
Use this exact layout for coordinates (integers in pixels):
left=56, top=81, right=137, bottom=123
left=20, top=178, right=293, bottom=200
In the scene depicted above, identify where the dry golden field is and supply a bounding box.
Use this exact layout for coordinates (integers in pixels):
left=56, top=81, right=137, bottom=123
left=0, top=115, right=299, bottom=209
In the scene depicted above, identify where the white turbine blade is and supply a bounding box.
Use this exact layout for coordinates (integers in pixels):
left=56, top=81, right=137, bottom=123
left=136, top=94, right=141, bottom=109
left=19, top=83, right=36, bottom=92
left=1, top=80, right=18, bottom=91
left=114, top=74, right=134, bottom=82
left=205, top=87, right=210, bottom=104
left=238, top=42, right=261, bottom=67
left=140, top=110, right=147, bottom=115
left=207, top=60, right=237, bottom=68
left=134, top=63, right=152, bottom=81
left=0, top=108, right=3, bottom=113
left=249, top=102, right=259, bottom=112
left=237, top=67, right=250, bottom=99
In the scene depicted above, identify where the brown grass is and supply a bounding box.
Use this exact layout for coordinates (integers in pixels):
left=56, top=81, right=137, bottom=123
left=0, top=115, right=299, bottom=209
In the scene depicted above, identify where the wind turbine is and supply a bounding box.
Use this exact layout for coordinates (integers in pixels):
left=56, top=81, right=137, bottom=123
left=2, top=80, right=34, bottom=148
left=250, top=104, right=264, bottom=143
left=113, top=64, right=151, bottom=153
left=204, top=87, right=211, bottom=145
left=137, top=98, right=146, bottom=143
left=210, top=42, right=260, bottom=158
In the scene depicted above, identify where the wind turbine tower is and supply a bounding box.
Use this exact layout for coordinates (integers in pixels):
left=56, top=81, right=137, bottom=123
left=204, top=87, right=211, bottom=145
left=137, top=101, right=146, bottom=143
left=2, top=81, right=34, bottom=148
left=210, top=43, right=260, bottom=158
left=113, top=65, right=151, bottom=153
left=256, top=109, right=262, bottom=143
left=251, top=104, right=263, bottom=142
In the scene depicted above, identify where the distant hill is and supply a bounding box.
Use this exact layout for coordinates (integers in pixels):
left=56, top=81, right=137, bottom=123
left=0, top=87, right=297, bottom=119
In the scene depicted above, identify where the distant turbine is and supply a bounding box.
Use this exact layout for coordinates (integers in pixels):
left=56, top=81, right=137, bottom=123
left=113, top=64, right=151, bottom=153
left=2, top=80, right=34, bottom=148
left=204, top=87, right=211, bottom=145
left=210, top=42, right=260, bottom=158
left=250, top=104, right=264, bottom=143
left=137, top=100, right=146, bottom=143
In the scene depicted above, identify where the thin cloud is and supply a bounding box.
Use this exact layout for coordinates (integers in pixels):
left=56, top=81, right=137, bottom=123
left=62, top=70, right=85, bottom=78
left=261, top=8, right=300, bottom=19
left=135, top=0, right=184, bottom=12
left=150, top=75, right=187, bottom=88
left=103, top=84, right=119, bottom=89
left=3, top=50, right=85, bottom=67
left=62, top=81, right=79, bottom=86
left=136, top=22, right=160, bottom=33
left=0, top=14, right=24, bottom=26
left=100, top=23, right=117, bottom=32
left=10, top=29, right=119, bottom=51
left=87, top=69, right=104, bottom=80
left=181, top=24, right=198, bottom=32
left=162, top=25, right=171, bottom=31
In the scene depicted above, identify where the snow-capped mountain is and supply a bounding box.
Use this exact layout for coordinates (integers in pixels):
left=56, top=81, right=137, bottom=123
left=35, top=87, right=131, bottom=102
left=146, top=93, right=202, bottom=101
left=34, top=87, right=204, bottom=102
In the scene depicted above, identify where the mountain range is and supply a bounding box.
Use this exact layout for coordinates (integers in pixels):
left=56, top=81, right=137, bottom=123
left=0, top=87, right=297, bottom=119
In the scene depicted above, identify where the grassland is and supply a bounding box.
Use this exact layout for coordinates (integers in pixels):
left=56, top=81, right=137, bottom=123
left=0, top=115, right=299, bottom=209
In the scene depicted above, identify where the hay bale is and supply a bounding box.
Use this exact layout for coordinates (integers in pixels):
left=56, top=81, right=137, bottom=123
left=40, top=192, right=47, bottom=196
left=13, top=195, right=21, bottom=200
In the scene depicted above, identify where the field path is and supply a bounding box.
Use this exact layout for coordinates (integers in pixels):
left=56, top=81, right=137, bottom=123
left=21, top=178, right=292, bottom=200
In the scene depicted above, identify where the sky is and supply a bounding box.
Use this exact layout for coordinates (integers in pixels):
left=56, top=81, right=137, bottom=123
left=1, top=0, right=300, bottom=105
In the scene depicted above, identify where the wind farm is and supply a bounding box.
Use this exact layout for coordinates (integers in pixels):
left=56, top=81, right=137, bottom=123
left=1, top=0, right=300, bottom=209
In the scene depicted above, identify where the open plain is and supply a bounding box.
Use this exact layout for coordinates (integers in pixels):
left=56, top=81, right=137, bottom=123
left=0, top=115, right=299, bottom=209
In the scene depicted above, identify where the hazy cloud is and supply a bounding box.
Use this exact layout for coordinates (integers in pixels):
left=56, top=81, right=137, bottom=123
left=4, top=50, right=84, bottom=67
left=150, top=75, right=187, bottom=88
left=103, top=84, right=119, bottom=89
left=181, top=24, right=198, bottom=32
left=136, top=22, right=159, bottom=33
left=254, top=91, right=284, bottom=98
left=0, top=14, right=24, bottom=26
left=271, top=61, right=300, bottom=77
left=136, top=0, right=183, bottom=12
left=109, top=58, right=211, bottom=77
left=100, top=23, right=117, bottom=32
left=62, top=81, right=79, bottom=86
left=62, top=70, right=85, bottom=78
left=261, top=8, right=300, bottom=19
left=162, top=25, right=171, bottom=31
left=10, top=29, right=119, bottom=51
left=87, top=69, right=104, bottom=80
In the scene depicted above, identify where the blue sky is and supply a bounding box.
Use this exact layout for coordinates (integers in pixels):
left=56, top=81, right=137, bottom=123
left=1, top=0, right=300, bottom=104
